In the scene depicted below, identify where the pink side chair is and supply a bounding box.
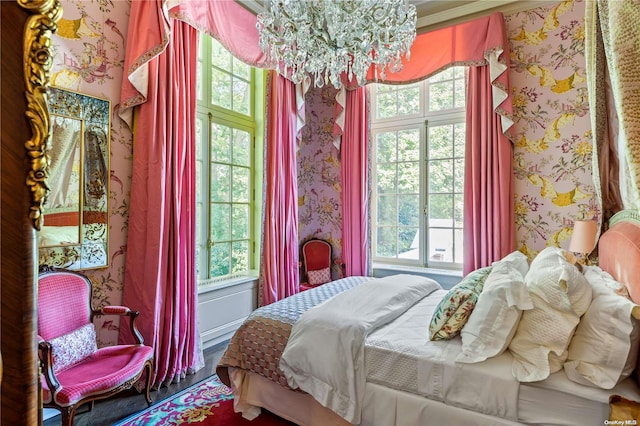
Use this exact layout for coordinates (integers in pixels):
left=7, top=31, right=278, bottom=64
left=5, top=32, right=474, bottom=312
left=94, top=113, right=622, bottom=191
left=37, top=267, right=154, bottom=426
left=299, top=239, right=344, bottom=291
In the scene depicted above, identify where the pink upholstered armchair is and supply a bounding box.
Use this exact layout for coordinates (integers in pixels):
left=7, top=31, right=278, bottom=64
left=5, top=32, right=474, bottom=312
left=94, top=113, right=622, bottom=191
left=299, top=239, right=344, bottom=291
left=37, top=267, right=154, bottom=426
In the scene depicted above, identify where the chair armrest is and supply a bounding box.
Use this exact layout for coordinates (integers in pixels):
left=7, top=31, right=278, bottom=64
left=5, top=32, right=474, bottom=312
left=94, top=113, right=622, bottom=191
left=95, top=305, right=132, bottom=315
left=38, top=341, right=61, bottom=395
left=92, top=306, right=145, bottom=346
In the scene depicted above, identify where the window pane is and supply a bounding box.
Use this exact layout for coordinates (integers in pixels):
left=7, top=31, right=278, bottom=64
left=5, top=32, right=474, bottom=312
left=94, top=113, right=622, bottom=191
left=397, top=85, right=420, bottom=116
left=232, top=241, right=249, bottom=273
left=398, top=195, right=419, bottom=226
left=454, top=122, right=465, bottom=157
left=454, top=76, right=466, bottom=109
left=376, top=91, right=397, bottom=119
left=232, top=167, right=249, bottom=202
left=429, top=228, right=453, bottom=262
left=397, top=162, right=419, bottom=193
left=210, top=164, right=230, bottom=202
left=398, top=228, right=419, bottom=259
left=210, top=243, right=230, bottom=277
left=429, top=80, right=454, bottom=111
left=232, top=129, right=250, bottom=166
left=211, top=123, right=230, bottom=163
left=234, top=59, right=251, bottom=80
left=196, top=60, right=203, bottom=102
left=454, top=193, right=464, bottom=227
left=232, top=78, right=250, bottom=115
left=429, top=125, right=453, bottom=159
left=430, top=67, right=453, bottom=82
left=211, top=203, right=230, bottom=241
left=454, top=228, right=463, bottom=263
left=211, top=40, right=231, bottom=70
left=377, top=195, right=397, bottom=225
left=376, top=132, right=397, bottom=163
left=454, top=158, right=464, bottom=193
left=429, top=160, right=453, bottom=193
left=398, top=228, right=418, bottom=258
left=397, top=130, right=419, bottom=161
left=211, top=68, right=232, bottom=109
left=231, top=205, right=249, bottom=240
left=429, top=194, right=453, bottom=222
left=376, top=226, right=397, bottom=257
left=376, top=163, right=397, bottom=193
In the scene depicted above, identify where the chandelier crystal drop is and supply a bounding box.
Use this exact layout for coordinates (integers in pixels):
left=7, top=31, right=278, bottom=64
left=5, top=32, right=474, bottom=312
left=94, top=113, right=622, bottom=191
left=257, top=0, right=417, bottom=89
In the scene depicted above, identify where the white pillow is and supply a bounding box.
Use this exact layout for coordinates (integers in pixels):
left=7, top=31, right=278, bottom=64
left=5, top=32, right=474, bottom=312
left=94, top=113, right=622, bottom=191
left=564, top=266, right=640, bottom=389
left=495, top=250, right=530, bottom=278
left=457, top=253, right=533, bottom=364
left=509, top=247, right=592, bottom=382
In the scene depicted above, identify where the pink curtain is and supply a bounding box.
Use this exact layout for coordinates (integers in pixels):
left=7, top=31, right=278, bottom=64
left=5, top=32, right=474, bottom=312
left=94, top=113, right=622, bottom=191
left=463, top=65, right=515, bottom=275
left=337, top=12, right=514, bottom=273
left=119, top=18, right=203, bottom=387
left=341, top=88, right=369, bottom=276
left=259, top=72, right=300, bottom=305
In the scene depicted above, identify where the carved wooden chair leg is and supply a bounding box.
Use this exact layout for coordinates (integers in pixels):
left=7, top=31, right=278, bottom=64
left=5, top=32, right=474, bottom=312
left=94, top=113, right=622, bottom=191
left=144, top=360, right=154, bottom=406
left=61, top=406, right=75, bottom=426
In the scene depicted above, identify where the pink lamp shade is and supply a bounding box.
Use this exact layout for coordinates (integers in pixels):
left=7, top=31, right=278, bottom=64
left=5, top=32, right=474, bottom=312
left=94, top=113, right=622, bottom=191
left=569, top=220, right=598, bottom=255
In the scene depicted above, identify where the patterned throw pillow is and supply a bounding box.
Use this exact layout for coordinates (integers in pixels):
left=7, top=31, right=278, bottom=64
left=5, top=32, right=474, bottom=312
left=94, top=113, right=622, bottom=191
left=49, top=323, right=98, bottom=373
left=429, top=266, right=492, bottom=340
left=307, top=267, right=331, bottom=286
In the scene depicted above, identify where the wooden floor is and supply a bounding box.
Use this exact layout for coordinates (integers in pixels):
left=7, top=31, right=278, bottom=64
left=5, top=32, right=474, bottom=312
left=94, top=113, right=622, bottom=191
left=43, top=342, right=228, bottom=426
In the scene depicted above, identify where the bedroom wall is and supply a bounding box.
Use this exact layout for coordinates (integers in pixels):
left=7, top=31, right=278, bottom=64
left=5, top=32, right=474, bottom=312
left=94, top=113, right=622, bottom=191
left=297, top=86, right=344, bottom=281
left=48, top=0, right=593, bottom=345
left=50, top=0, right=132, bottom=346
left=506, top=0, right=598, bottom=259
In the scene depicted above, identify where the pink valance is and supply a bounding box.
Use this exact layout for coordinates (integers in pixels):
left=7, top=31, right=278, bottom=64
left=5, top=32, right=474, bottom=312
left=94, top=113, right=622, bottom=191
left=333, top=12, right=514, bottom=149
left=120, top=0, right=269, bottom=128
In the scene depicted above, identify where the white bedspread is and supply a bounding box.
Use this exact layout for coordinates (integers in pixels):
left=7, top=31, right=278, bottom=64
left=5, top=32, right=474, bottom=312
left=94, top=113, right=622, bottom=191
left=279, top=274, right=441, bottom=424
left=365, top=289, right=521, bottom=421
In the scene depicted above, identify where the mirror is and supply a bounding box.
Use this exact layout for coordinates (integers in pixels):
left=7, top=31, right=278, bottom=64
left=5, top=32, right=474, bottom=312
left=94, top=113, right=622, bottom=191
left=38, top=87, right=110, bottom=270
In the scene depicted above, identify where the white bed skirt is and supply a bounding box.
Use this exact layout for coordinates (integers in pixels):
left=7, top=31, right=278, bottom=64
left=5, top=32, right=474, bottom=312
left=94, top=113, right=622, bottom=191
left=228, top=368, right=523, bottom=426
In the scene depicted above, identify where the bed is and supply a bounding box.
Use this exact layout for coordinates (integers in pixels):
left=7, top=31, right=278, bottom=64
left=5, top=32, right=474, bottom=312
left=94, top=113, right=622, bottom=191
left=216, top=214, right=640, bottom=426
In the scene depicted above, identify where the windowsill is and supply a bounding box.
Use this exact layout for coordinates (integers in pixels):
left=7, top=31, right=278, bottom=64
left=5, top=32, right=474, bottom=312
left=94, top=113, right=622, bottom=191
left=372, top=262, right=463, bottom=277
left=197, top=271, right=259, bottom=294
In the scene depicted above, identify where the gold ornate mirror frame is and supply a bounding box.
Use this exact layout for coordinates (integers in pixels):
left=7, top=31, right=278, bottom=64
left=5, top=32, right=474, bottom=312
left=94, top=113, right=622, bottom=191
left=21, top=0, right=62, bottom=231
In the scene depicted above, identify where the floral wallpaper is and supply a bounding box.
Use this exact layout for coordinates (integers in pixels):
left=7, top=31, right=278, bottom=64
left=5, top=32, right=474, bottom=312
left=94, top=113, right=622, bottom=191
left=47, top=0, right=597, bottom=344
left=505, top=0, right=598, bottom=260
left=50, top=0, right=132, bottom=346
left=297, top=87, right=344, bottom=281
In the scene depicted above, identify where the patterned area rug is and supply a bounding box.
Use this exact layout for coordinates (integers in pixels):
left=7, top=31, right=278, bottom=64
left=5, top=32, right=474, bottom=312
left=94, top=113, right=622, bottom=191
left=116, top=374, right=294, bottom=425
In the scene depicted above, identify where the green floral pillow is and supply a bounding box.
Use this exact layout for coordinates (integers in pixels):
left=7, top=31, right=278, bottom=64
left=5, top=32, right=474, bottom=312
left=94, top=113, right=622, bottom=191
left=429, top=266, right=492, bottom=341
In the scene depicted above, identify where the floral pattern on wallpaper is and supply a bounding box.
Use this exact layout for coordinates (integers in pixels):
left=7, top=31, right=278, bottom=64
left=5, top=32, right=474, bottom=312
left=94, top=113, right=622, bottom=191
left=506, top=0, right=599, bottom=260
left=50, top=0, right=132, bottom=346
left=298, top=87, right=344, bottom=281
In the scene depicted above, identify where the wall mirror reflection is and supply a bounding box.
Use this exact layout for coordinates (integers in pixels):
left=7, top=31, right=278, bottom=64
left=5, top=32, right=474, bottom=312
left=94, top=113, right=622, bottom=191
left=39, top=87, right=110, bottom=270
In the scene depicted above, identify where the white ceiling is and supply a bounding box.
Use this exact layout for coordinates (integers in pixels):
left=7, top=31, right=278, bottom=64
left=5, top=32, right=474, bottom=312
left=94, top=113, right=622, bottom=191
left=237, top=0, right=543, bottom=31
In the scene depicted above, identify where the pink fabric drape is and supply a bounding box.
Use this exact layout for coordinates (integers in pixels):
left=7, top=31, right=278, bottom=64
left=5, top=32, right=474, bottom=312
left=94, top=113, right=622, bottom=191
left=341, top=88, right=369, bottom=276
left=259, top=72, right=300, bottom=305
left=463, top=65, right=515, bottom=275
left=337, top=12, right=514, bottom=273
left=119, top=20, right=203, bottom=387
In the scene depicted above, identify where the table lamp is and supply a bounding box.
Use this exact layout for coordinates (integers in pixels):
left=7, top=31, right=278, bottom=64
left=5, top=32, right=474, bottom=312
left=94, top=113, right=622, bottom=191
left=568, top=220, right=598, bottom=265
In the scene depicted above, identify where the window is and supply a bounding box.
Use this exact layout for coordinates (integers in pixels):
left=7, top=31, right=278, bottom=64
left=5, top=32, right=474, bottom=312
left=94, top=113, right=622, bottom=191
left=195, top=34, right=264, bottom=287
left=371, top=67, right=466, bottom=269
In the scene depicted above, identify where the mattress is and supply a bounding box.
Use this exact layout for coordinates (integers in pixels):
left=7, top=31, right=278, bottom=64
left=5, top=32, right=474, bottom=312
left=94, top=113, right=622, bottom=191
left=364, top=289, right=640, bottom=425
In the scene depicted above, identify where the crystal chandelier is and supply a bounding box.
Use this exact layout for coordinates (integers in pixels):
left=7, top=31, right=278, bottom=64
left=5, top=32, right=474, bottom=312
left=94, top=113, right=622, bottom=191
left=256, top=0, right=417, bottom=89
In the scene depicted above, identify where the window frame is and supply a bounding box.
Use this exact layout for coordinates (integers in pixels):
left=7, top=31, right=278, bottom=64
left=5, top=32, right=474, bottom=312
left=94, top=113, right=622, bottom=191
left=195, top=34, right=264, bottom=288
left=370, top=68, right=466, bottom=270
